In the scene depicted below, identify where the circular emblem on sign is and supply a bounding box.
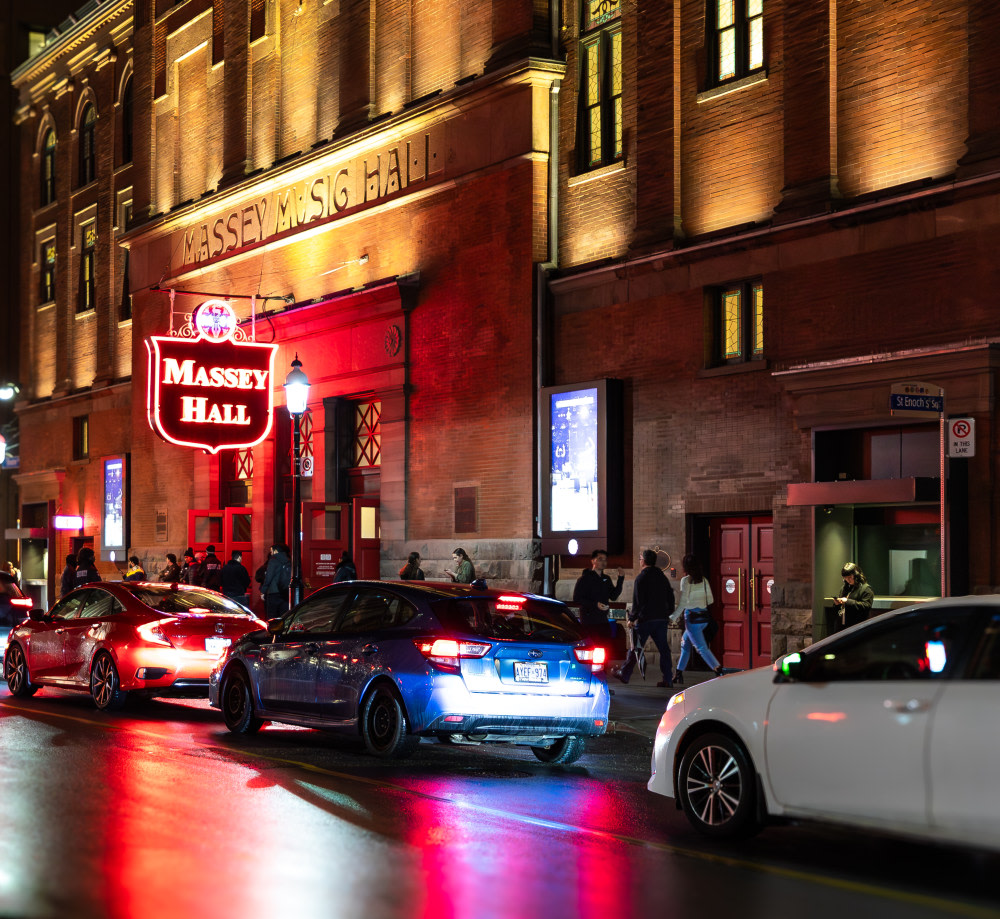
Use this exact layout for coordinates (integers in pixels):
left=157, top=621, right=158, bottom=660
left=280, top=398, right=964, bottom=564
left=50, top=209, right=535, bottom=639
left=568, top=538, right=579, bottom=555
left=384, top=324, right=401, bottom=357
left=767, top=578, right=774, bottom=595
left=194, top=300, right=237, bottom=342
left=301, top=456, right=314, bottom=477
left=952, top=419, right=971, bottom=438
left=725, top=578, right=736, bottom=594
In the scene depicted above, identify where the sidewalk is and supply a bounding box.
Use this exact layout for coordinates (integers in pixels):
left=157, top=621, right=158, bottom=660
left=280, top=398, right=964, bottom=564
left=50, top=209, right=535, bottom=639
left=605, top=661, right=717, bottom=739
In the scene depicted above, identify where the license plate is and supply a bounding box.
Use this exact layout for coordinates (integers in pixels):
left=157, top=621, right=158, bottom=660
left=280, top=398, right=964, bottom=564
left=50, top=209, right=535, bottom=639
left=205, top=636, right=232, bottom=656
left=514, top=661, right=548, bottom=683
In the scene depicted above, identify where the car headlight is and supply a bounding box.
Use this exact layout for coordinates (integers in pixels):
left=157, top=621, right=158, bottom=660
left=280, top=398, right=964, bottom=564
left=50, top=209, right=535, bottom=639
left=666, top=690, right=684, bottom=711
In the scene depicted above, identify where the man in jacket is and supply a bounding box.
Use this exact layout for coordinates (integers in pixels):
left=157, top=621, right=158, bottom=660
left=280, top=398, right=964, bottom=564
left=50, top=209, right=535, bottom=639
left=201, top=544, right=224, bottom=591
left=261, top=544, right=292, bottom=618
left=572, top=549, right=623, bottom=640
left=620, top=548, right=676, bottom=687
left=222, top=550, right=252, bottom=606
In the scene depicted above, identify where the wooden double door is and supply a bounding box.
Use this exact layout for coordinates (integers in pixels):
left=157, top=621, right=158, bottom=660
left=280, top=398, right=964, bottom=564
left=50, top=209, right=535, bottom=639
left=709, top=515, right=774, bottom=671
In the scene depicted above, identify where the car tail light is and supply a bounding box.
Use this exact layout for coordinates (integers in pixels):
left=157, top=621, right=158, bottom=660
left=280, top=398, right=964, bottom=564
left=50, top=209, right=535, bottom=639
left=495, top=595, right=526, bottom=612
left=414, top=638, right=491, bottom=671
left=137, top=619, right=178, bottom=647
left=574, top=646, right=607, bottom=673
left=11, top=598, right=32, bottom=611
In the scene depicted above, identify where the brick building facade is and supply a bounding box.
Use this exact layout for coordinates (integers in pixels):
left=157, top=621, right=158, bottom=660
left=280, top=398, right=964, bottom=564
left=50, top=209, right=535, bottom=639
left=9, top=0, right=1000, bottom=666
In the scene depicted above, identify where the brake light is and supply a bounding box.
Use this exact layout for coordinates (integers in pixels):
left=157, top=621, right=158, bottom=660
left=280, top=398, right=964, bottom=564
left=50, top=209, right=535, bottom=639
left=11, top=598, right=32, bottom=610
left=495, top=595, right=526, bottom=612
left=414, top=638, right=491, bottom=671
left=574, top=646, right=607, bottom=672
left=137, top=619, right=177, bottom=647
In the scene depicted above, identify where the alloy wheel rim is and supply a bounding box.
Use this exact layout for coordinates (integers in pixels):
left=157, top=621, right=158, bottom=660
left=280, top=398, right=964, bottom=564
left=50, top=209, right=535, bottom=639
left=686, top=744, right=742, bottom=826
left=93, top=657, right=113, bottom=708
left=7, top=647, right=24, bottom=693
left=226, top=678, right=247, bottom=721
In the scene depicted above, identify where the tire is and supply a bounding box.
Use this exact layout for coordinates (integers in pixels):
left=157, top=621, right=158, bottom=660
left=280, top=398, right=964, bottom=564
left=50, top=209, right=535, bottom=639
left=222, top=666, right=263, bottom=734
left=4, top=644, right=39, bottom=697
left=90, top=652, right=129, bottom=711
left=677, top=732, right=762, bottom=838
left=532, top=735, right=586, bottom=765
left=361, top=685, right=419, bottom=758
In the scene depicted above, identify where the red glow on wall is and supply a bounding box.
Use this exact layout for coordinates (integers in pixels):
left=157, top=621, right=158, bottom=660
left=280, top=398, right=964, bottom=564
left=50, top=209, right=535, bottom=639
left=145, top=301, right=278, bottom=454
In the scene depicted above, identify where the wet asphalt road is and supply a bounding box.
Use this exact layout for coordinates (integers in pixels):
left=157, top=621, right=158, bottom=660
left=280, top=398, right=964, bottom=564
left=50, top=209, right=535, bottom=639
left=0, top=687, right=998, bottom=919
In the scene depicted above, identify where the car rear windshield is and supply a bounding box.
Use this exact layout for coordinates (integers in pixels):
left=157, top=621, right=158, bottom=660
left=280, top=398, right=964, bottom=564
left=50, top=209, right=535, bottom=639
left=0, top=580, right=23, bottom=599
left=431, top=597, right=584, bottom=643
left=124, top=585, right=254, bottom=616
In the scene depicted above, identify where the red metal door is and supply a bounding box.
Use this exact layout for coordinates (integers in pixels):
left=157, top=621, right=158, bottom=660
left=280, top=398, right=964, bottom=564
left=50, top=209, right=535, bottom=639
left=710, top=515, right=773, bottom=671
left=352, top=497, right=380, bottom=580
left=188, top=509, right=224, bottom=553
left=300, top=502, right=351, bottom=591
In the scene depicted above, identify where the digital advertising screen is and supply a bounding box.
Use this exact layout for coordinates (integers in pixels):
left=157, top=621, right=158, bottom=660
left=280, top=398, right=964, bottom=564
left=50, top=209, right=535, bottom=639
left=540, top=380, right=623, bottom=556
left=101, top=455, right=128, bottom=560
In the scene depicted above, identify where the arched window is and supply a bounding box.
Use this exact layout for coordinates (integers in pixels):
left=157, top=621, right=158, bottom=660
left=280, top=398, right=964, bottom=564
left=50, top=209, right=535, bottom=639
left=41, top=129, right=56, bottom=205
left=79, top=104, right=97, bottom=185
left=121, top=78, right=133, bottom=163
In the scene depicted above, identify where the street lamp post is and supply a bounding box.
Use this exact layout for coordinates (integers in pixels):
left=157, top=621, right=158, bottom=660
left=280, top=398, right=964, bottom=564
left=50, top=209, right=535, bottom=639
left=283, top=356, right=310, bottom=610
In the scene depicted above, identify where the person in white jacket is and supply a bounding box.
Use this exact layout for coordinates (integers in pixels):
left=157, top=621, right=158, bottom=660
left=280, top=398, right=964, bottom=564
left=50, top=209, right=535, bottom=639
left=672, top=554, right=723, bottom=683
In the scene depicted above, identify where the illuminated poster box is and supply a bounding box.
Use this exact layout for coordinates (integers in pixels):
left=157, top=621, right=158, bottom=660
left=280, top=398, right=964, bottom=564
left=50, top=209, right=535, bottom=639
left=101, top=455, right=128, bottom=562
left=539, top=379, right=623, bottom=556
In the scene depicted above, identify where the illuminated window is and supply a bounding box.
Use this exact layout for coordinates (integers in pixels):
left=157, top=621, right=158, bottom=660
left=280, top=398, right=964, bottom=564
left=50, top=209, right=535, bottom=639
left=709, top=0, right=764, bottom=85
left=41, top=130, right=56, bottom=206
left=578, top=0, right=622, bottom=171
left=353, top=401, right=381, bottom=467
left=73, top=415, right=89, bottom=460
left=79, top=224, right=97, bottom=313
left=40, top=240, right=56, bottom=304
left=712, top=280, right=763, bottom=365
left=79, top=104, right=97, bottom=186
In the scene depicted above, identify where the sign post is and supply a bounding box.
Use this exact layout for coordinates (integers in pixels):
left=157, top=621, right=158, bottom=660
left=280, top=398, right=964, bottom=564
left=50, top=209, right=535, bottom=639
left=890, top=381, right=946, bottom=597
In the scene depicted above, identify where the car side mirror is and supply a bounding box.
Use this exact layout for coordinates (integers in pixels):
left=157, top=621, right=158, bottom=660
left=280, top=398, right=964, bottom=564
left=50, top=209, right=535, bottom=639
left=29, top=608, right=48, bottom=621
left=266, top=618, right=284, bottom=635
left=774, top=651, right=804, bottom=683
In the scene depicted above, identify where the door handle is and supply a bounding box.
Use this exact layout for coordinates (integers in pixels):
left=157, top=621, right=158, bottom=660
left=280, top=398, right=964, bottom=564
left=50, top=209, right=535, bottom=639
left=362, top=643, right=378, bottom=655
left=737, top=568, right=742, bottom=612
left=883, top=698, right=932, bottom=714
left=55, top=628, right=66, bottom=634
left=749, top=568, right=756, bottom=616
left=304, top=642, right=320, bottom=653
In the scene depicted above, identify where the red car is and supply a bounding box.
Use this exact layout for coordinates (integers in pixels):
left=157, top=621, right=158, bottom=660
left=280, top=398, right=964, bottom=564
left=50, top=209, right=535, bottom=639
left=0, top=571, right=34, bottom=664
left=3, top=581, right=266, bottom=710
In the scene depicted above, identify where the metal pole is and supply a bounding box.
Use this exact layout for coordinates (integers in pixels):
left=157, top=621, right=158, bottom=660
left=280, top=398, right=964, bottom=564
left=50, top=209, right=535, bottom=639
left=940, top=392, right=946, bottom=597
left=289, top=412, right=303, bottom=609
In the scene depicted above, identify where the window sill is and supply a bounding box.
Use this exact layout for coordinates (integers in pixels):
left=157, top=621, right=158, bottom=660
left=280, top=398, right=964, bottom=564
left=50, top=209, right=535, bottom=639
left=568, top=159, right=626, bottom=188
left=697, top=359, right=769, bottom=378
left=697, top=70, right=768, bottom=104
left=37, top=300, right=55, bottom=312
left=75, top=308, right=96, bottom=319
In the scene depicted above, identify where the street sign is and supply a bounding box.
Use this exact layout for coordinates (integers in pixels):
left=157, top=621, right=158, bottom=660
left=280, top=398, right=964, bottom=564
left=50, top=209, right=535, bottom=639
left=948, top=417, right=975, bottom=458
left=890, top=381, right=943, bottom=416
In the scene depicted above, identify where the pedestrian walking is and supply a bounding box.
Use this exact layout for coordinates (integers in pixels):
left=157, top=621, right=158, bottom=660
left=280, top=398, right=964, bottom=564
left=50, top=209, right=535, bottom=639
left=398, top=551, right=425, bottom=580
left=619, top=548, right=675, bottom=687
left=222, top=550, right=252, bottom=606
left=672, top=554, right=723, bottom=683
left=572, top=548, right=623, bottom=641
left=60, top=554, right=78, bottom=597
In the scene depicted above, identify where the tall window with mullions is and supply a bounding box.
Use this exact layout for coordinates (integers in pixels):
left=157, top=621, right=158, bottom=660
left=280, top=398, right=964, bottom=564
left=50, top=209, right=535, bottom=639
left=715, top=280, right=763, bottom=365
left=578, top=0, right=622, bottom=171
left=710, top=0, right=764, bottom=85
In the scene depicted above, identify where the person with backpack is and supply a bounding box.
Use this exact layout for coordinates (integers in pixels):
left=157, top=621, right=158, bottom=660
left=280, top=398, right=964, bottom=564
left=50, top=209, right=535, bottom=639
left=619, top=548, right=676, bottom=687
left=672, top=554, right=723, bottom=683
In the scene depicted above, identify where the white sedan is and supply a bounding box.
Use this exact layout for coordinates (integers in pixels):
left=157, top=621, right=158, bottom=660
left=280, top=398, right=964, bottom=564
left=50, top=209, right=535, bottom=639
left=648, top=596, right=1000, bottom=850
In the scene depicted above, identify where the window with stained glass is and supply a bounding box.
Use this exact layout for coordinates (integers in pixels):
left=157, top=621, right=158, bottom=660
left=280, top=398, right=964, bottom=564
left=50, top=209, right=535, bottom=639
left=710, top=0, right=764, bottom=86
left=716, top=280, right=763, bottom=364
left=79, top=105, right=97, bottom=186
left=40, top=240, right=56, bottom=303
left=78, top=224, right=96, bottom=313
left=353, top=401, right=381, bottom=468
left=579, top=0, right=622, bottom=171
left=41, top=130, right=56, bottom=205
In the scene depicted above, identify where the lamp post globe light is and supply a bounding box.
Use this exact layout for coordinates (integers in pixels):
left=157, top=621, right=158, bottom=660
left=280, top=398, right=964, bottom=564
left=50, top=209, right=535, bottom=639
left=283, top=356, right=310, bottom=609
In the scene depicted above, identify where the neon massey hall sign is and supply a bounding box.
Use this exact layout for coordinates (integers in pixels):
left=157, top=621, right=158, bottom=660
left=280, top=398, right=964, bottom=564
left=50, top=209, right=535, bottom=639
left=146, top=300, right=278, bottom=453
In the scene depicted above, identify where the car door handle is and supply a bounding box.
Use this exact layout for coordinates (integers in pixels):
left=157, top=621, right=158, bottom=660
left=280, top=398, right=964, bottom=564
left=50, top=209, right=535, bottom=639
left=55, top=628, right=66, bottom=634
left=362, top=643, right=378, bottom=655
left=884, top=698, right=932, bottom=713
left=304, top=642, right=320, bottom=653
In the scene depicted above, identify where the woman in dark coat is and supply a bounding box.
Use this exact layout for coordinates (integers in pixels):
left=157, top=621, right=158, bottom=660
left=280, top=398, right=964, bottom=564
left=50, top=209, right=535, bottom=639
left=398, top=551, right=425, bottom=580
left=834, top=561, right=874, bottom=628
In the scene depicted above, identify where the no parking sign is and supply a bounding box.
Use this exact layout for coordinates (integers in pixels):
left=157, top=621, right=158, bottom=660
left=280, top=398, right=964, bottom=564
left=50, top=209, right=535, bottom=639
left=948, top=417, right=975, bottom=458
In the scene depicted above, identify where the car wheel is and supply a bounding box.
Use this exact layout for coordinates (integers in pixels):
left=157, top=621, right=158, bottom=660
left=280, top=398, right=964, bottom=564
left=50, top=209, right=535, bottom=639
left=90, top=652, right=128, bottom=711
left=531, top=736, right=586, bottom=765
left=222, top=667, right=262, bottom=734
left=361, top=685, right=419, bottom=758
left=678, top=732, right=761, bottom=838
left=4, top=644, right=39, bottom=697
